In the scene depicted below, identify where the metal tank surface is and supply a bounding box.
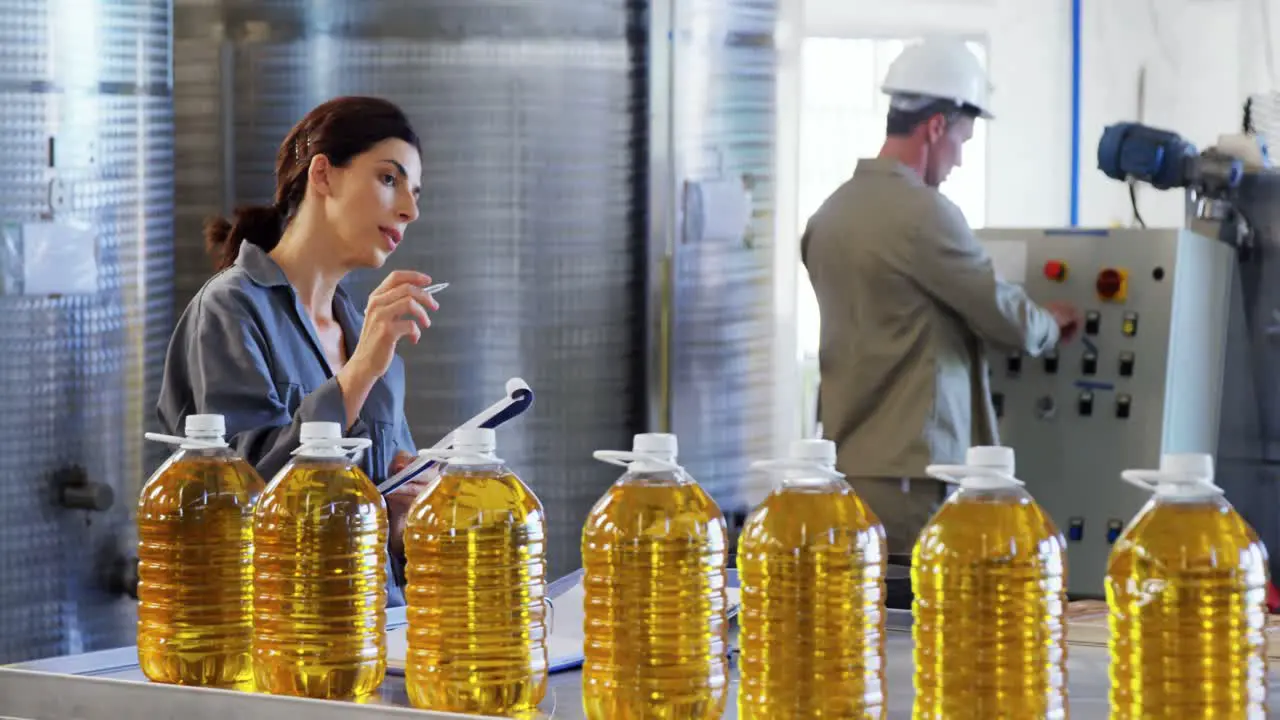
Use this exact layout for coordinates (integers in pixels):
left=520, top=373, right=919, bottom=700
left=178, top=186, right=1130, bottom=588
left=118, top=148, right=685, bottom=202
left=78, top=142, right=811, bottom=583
left=173, top=0, right=645, bottom=575
left=659, top=0, right=779, bottom=536
left=0, top=0, right=174, bottom=663
left=1202, top=167, right=1280, bottom=583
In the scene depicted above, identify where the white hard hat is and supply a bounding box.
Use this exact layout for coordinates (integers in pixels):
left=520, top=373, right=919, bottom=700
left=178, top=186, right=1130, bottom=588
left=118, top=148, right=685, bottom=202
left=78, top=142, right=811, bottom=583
left=882, top=39, right=993, bottom=120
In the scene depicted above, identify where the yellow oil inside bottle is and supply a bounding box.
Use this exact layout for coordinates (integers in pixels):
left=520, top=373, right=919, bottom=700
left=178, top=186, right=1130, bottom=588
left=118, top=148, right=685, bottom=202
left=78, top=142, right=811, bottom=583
left=912, top=487, right=1068, bottom=719
left=404, top=463, right=549, bottom=714
left=737, top=480, right=888, bottom=718
left=581, top=472, right=729, bottom=720
left=252, top=456, right=388, bottom=699
left=1107, top=498, right=1269, bottom=718
left=136, top=450, right=263, bottom=687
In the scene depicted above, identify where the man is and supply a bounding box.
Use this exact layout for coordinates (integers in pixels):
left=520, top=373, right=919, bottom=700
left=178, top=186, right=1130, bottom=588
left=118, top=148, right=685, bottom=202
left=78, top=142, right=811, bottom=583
left=801, top=39, right=1081, bottom=556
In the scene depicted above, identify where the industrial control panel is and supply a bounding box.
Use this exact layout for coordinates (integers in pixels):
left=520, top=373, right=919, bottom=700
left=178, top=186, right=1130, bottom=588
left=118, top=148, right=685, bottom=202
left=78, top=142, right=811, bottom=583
left=977, top=228, right=1235, bottom=597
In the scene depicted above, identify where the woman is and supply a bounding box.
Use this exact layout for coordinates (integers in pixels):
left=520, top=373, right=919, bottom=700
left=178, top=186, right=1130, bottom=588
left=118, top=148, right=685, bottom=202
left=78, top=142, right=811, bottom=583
left=156, top=96, right=437, bottom=607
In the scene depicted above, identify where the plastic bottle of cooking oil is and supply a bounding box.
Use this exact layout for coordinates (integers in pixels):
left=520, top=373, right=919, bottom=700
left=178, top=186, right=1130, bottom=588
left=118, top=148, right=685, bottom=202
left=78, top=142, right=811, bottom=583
left=136, top=414, right=264, bottom=687
left=403, top=427, right=549, bottom=714
left=913, top=445, right=1068, bottom=720
left=581, top=432, right=729, bottom=720
left=1107, top=453, right=1270, bottom=719
left=737, top=438, right=888, bottom=719
left=252, top=421, right=387, bottom=699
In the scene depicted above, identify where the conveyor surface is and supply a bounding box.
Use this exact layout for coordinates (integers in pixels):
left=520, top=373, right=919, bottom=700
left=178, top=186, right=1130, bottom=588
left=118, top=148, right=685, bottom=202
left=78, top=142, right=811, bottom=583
left=3, top=608, right=1278, bottom=719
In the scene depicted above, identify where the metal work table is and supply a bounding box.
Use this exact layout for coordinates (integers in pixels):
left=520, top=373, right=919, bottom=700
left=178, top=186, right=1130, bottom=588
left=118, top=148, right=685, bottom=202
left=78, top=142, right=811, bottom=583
left=3, top=608, right=1278, bottom=719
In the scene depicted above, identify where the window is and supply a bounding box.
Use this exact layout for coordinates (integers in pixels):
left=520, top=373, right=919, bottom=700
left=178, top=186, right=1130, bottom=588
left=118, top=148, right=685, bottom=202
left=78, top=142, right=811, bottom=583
left=794, top=36, right=989, bottom=433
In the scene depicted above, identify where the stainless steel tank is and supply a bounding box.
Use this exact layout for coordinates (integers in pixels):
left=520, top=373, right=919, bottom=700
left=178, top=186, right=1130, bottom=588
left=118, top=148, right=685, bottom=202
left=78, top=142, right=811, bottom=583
left=661, top=0, right=779, bottom=536
left=173, top=0, right=644, bottom=575
left=0, top=0, right=174, bottom=663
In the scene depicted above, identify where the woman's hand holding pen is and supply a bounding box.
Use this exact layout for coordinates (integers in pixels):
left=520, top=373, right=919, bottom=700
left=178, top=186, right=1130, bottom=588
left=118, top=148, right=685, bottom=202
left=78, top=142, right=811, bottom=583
left=352, top=270, right=439, bottom=377
left=336, top=270, right=439, bottom=427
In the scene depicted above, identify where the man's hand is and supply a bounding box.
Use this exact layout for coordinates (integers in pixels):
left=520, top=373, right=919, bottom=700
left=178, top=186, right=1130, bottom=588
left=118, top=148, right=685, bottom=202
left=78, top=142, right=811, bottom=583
left=1044, top=300, right=1083, bottom=344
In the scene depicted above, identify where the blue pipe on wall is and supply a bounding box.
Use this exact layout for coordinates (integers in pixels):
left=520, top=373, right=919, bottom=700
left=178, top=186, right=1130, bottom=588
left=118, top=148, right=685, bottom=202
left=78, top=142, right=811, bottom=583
left=1070, top=0, right=1082, bottom=226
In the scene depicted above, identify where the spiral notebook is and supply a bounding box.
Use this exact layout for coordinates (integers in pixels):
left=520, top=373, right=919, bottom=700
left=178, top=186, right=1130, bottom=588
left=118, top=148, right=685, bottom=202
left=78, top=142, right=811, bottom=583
left=386, top=569, right=742, bottom=675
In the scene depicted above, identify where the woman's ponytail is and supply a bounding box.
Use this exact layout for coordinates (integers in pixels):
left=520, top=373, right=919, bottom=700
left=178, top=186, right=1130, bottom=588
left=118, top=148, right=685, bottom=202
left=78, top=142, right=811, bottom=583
left=204, top=205, right=284, bottom=271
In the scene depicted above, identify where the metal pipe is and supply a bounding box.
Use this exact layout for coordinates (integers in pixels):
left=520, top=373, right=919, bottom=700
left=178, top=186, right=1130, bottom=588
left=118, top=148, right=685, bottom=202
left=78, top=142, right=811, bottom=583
left=1070, top=0, right=1082, bottom=227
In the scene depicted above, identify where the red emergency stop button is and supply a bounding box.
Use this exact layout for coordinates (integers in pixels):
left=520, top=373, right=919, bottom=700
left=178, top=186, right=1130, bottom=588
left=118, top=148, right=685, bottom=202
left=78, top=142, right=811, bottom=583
left=1043, top=260, right=1068, bottom=282
left=1096, top=267, right=1128, bottom=302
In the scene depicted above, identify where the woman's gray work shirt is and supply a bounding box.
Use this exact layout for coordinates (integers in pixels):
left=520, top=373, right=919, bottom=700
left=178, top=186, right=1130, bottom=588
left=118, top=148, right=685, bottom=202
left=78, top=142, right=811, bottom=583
left=156, top=241, right=415, bottom=607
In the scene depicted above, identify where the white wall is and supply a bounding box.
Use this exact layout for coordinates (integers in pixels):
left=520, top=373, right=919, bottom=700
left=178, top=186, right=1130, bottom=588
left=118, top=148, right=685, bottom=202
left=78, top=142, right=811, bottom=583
left=796, top=0, right=1278, bottom=230
left=1079, top=0, right=1246, bottom=227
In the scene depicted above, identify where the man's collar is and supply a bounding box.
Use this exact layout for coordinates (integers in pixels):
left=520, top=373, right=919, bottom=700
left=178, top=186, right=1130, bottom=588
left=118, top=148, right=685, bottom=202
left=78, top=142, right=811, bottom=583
left=854, top=157, right=925, bottom=187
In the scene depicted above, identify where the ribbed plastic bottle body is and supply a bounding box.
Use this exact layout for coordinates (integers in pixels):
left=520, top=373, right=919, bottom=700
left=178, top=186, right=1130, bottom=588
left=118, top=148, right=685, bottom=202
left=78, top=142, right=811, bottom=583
left=404, top=464, right=549, bottom=714
left=912, top=487, right=1068, bottom=720
left=252, top=458, right=388, bottom=699
left=1106, top=496, right=1270, bottom=719
left=136, top=449, right=263, bottom=686
left=737, top=480, right=888, bottom=719
left=581, top=471, right=730, bottom=720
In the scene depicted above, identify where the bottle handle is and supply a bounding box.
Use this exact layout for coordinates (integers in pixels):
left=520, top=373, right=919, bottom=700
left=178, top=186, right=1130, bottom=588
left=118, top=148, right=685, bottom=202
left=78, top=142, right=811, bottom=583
left=749, top=459, right=844, bottom=479
left=925, top=464, right=1024, bottom=487
left=143, top=432, right=227, bottom=450
left=592, top=450, right=683, bottom=473
left=1120, top=469, right=1223, bottom=495
left=418, top=448, right=496, bottom=461
left=416, top=448, right=501, bottom=465
left=290, top=437, right=373, bottom=461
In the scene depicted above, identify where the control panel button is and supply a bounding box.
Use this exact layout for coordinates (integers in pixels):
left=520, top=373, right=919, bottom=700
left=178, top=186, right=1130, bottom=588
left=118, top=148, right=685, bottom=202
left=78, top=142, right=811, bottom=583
left=1122, top=311, right=1139, bottom=337
left=1116, top=393, right=1132, bottom=419
left=1082, top=351, right=1098, bottom=375
left=1118, top=351, right=1135, bottom=377
left=1007, top=352, right=1022, bottom=375
left=1085, top=310, right=1101, bottom=335
left=1096, top=268, right=1129, bottom=302
left=1067, top=517, right=1085, bottom=542
left=1078, top=390, right=1094, bottom=416
left=1106, top=519, right=1124, bottom=544
left=1043, top=260, right=1068, bottom=282
left=992, top=391, right=1004, bottom=418
left=1043, top=350, right=1059, bottom=374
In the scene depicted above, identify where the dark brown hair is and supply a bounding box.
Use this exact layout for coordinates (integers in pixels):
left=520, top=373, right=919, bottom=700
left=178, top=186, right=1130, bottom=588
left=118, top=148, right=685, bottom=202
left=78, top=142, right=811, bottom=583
left=886, top=99, right=981, bottom=137
left=205, top=96, right=422, bottom=271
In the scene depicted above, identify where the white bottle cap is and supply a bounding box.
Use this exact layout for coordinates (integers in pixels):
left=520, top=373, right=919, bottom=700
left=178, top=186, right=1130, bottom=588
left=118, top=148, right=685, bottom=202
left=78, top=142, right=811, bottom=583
left=1159, top=453, right=1215, bottom=482
left=789, top=438, right=836, bottom=466
left=453, top=427, right=496, bottom=453
left=300, top=421, right=343, bottom=444
left=633, top=433, right=678, bottom=458
left=965, top=445, right=1015, bottom=475
left=185, top=414, right=225, bottom=437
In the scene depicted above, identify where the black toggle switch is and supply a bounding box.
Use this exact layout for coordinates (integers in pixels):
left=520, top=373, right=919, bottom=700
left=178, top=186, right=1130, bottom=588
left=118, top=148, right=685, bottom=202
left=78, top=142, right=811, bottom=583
left=1078, top=390, right=1094, bottom=416
left=1007, top=352, right=1022, bottom=375
left=1116, top=394, right=1132, bottom=419
left=1043, top=350, right=1059, bottom=374
left=1082, top=351, right=1098, bottom=376
left=1119, top=351, right=1135, bottom=377
left=1085, top=310, right=1101, bottom=335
